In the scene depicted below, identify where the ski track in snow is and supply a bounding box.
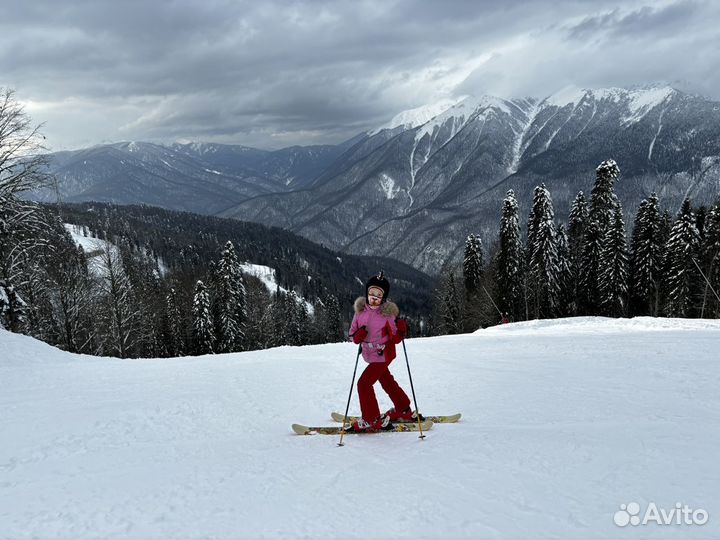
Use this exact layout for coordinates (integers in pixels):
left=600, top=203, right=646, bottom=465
left=1, top=317, right=719, bottom=539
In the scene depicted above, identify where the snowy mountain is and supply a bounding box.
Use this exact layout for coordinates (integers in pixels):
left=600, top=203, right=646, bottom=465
left=2, top=316, right=718, bottom=538
left=218, top=84, right=720, bottom=272
left=35, top=140, right=355, bottom=213
left=38, top=85, right=720, bottom=274
left=367, top=96, right=466, bottom=135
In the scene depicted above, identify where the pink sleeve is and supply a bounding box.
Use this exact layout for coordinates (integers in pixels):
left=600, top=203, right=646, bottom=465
left=348, top=313, right=360, bottom=341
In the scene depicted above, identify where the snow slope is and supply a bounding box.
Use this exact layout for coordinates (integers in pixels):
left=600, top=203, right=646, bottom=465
left=1, top=317, right=719, bottom=539
left=239, top=262, right=314, bottom=314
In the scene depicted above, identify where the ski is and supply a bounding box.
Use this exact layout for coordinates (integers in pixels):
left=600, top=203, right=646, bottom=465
left=331, top=411, right=461, bottom=424
left=292, top=420, right=433, bottom=435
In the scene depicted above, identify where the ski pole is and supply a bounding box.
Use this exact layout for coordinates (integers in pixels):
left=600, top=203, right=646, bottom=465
left=338, top=343, right=362, bottom=447
left=400, top=329, right=425, bottom=440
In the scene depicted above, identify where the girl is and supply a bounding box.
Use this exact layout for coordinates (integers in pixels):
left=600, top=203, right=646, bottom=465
left=346, top=272, right=414, bottom=432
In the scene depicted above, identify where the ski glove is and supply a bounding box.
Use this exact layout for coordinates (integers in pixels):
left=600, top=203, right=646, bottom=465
left=352, top=326, right=368, bottom=344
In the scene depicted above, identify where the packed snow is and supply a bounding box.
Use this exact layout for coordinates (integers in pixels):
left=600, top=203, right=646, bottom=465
left=1, top=316, right=719, bottom=539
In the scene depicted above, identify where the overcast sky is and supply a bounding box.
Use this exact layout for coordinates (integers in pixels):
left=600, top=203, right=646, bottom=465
left=2, top=0, right=718, bottom=151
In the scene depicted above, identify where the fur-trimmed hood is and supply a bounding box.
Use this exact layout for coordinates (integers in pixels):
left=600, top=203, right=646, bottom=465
left=354, top=296, right=399, bottom=317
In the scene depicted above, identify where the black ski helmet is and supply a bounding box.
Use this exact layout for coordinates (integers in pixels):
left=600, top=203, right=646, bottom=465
left=365, top=271, right=390, bottom=303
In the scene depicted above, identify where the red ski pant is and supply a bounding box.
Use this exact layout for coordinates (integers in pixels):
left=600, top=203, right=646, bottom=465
left=357, top=358, right=411, bottom=422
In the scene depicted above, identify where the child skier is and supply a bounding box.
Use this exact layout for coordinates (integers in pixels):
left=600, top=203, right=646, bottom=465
left=346, top=271, right=415, bottom=432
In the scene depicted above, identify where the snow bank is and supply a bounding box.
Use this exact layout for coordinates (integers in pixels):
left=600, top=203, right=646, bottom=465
left=1, top=316, right=719, bottom=539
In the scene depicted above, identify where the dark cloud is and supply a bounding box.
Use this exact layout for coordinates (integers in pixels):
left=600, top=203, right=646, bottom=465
left=0, top=0, right=717, bottom=150
left=566, top=1, right=700, bottom=41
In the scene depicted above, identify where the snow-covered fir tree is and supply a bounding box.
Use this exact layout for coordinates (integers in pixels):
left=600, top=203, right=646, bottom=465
left=568, top=191, right=589, bottom=259
left=528, top=184, right=560, bottom=318
left=440, top=272, right=462, bottom=334
left=665, top=199, right=702, bottom=317
left=630, top=194, right=664, bottom=315
left=192, top=280, right=215, bottom=355
left=527, top=184, right=552, bottom=264
left=215, top=241, right=246, bottom=353
left=284, top=291, right=309, bottom=346
left=495, top=189, right=524, bottom=321
left=598, top=206, right=629, bottom=316
left=578, top=220, right=602, bottom=314
left=268, top=288, right=288, bottom=348
left=555, top=224, right=573, bottom=316
left=567, top=191, right=589, bottom=313
left=589, top=159, right=621, bottom=236
left=462, top=234, right=484, bottom=329
left=322, top=294, right=345, bottom=343
left=700, top=203, right=720, bottom=317
left=165, top=287, right=185, bottom=356
left=531, top=217, right=560, bottom=318
left=463, top=234, right=484, bottom=298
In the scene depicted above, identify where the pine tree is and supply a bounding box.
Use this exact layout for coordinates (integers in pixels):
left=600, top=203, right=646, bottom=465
left=463, top=234, right=484, bottom=298
left=528, top=184, right=560, bottom=318
left=656, top=209, right=674, bottom=311
left=598, top=206, right=629, bottom=316
left=578, top=220, right=602, bottom=314
left=165, top=287, right=185, bottom=356
left=323, top=294, right=345, bottom=342
left=567, top=191, right=589, bottom=313
left=665, top=199, right=702, bottom=317
left=192, top=280, right=215, bottom=355
left=555, top=224, right=573, bottom=316
left=215, top=241, right=246, bottom=352
left=269, top=289, right=288, bottom=347
left=568, top=191, right=589, bottom=259
left=700, top=203, right=720, bottom=317
left=441, top=272, right=461, bottom=334
left=285, top=291, right=307, bottom=346
left=531, top=215, right=560, bottom=318
left=462, top=234, right=484, bottom=329
left=579, top=159, right=621, bottom=316
left=629, top=194, right=664, bottom=316
left=496, top=190, right=524, bottom=321
left=589, top=159, right=621, bottom=236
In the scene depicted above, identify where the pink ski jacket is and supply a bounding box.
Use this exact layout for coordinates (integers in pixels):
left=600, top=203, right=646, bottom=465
left=349, top=296, right=400, bottom=363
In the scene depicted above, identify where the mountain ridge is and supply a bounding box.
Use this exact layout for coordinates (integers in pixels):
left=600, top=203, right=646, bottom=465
left=36, top=84, right=720, bottom=274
